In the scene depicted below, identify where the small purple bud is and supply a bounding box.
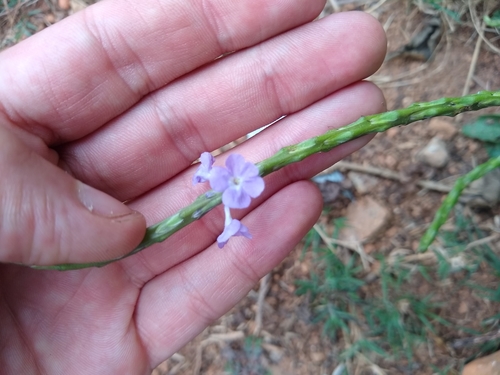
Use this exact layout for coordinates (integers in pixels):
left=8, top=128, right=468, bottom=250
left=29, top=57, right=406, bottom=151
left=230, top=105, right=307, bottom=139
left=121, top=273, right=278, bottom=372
left=192, top=152, right=215, bottom=185
left=217, top=206, right=252, bottom=248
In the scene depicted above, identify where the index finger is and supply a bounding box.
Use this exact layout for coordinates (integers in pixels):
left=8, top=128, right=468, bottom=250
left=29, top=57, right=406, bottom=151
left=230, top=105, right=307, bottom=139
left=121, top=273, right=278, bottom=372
left=0, top=0, right=325, bottom=145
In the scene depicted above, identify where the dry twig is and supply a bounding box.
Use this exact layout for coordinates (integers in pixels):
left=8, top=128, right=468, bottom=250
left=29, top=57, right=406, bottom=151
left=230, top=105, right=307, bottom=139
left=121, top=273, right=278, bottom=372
left=464, top=233, right=500, bottom=250
left=253, top=273, right=271, bottom=336
left=313, top=224, right=374, bottom=270
left=462, top=24, right=483, bottom=96
left=193, top=330, right=245, bottom=375
left=320, top=160, right=471, bottom=194
left=451, top=328, right=500, bottom=349
left=469, top=0, right=500, bottom=55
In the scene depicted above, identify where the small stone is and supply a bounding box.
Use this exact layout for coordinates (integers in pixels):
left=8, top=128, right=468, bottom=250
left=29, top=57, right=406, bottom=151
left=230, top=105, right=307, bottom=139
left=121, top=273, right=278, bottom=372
left=385, top=154, right=397, bottom=169
left=364, top=243, right=376, bottom=254
left=316, top=182, right=341, bottom=203
left=462, top=350, right=500, bottom=375
left=397, top=299, right=410, bottom=314
left=310, top=351, right=325, bottom=364
left=262, top=343, right=284, bottom=363
left=403, top=96, right=414, bottom=107
left=428, top=118, right=457, bottom=140
left=411, top=240, right=420, bottom=251
left=58, top=0, right=70, bottom=9
left=468, top=142, right=480, bottom=153
left=466, top=168, right=500, bottom=208
left=69, top=0, right=88, bottom=13
left=151, top=360, right=168, bottom=375
left=417, top=136, right=449, bottom=168
left=386, top=226, right=399, bottom=237
left=348, top=172, right=379, bottom=195
left=44, top=13, right=56, bottom=23
left=458, top=301, right=468, bottom=314
left=340, top=197, right=391, bottom=242
left=300, top=263, right=308, bottom=275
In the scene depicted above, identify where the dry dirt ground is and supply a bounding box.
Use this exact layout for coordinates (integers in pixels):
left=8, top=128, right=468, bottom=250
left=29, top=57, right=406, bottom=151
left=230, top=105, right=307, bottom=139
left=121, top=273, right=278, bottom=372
left=2, top=1, right=500, bottom=374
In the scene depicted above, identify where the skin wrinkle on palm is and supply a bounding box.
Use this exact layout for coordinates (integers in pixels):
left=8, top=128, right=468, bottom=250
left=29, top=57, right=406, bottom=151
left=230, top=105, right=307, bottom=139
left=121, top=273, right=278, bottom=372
left=32, top=90, right=500, bottom=271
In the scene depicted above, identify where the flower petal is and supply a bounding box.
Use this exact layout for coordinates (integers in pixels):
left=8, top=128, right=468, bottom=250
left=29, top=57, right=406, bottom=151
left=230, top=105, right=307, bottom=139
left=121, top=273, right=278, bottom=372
left=225, top=154, right=245, bottom=176
left=217, top=219, right=252, bottom=248
left=200, top=152, right=215, bottom=166
left=209, top=166, right=230, bottom=192
left=239, top=161, right=260, bottom=179
left=235, top=222, right=252, bottom=239
left=192, top=152, right=215, bottom=185
left=242, top=176, right=265, bottom=198
left=222, top=187, right=251, bottom=209
left=192, top=174, right=205, bottom=185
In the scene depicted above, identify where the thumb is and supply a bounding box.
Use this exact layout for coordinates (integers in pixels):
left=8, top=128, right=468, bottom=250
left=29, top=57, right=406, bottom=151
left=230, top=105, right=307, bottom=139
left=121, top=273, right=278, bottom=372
left=0, top=127, right=146, bottom=266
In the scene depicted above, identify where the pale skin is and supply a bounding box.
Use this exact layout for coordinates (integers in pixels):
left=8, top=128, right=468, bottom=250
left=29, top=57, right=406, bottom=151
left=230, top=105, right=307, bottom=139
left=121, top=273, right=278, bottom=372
left=0, top=0, right=387, bottom=373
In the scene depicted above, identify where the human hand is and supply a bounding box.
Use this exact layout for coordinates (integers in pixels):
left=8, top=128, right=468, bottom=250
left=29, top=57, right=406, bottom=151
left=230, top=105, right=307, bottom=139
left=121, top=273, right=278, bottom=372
left=0, top=0, right=386, bottom=373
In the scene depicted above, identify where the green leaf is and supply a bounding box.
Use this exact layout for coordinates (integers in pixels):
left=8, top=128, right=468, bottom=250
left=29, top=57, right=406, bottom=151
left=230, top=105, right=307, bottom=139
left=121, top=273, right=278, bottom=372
left=484, top=10, right=500, bottom=28
left=485, top=143, right=500, bottom=158
left=462, top=115, right=500, bottom=143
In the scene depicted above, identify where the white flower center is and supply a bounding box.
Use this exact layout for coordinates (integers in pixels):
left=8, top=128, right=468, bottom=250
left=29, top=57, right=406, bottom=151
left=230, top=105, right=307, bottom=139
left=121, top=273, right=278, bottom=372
left=231, top=177, right=242, bottom=186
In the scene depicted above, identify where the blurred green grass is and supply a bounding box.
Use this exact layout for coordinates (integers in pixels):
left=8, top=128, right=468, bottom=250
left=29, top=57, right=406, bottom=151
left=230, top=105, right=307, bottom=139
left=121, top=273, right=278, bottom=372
left=296, top=208, right=500, bottom=373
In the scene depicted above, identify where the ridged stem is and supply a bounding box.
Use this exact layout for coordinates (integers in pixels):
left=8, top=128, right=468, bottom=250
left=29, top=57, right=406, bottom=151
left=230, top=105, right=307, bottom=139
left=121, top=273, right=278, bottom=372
left=418, top=155, right=500, bottom=252
left=32, top=90, right=500, bottom=270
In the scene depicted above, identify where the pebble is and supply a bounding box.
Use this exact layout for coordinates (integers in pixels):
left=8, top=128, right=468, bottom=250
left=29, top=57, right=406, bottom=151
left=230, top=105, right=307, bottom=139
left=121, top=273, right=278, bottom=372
left=58, top=0, right=70, bottom=9
left=316, top=182, right=341, bottom=203
left=340, top=197, right=391, bottom=242
left=458, top=301, right=468, bottom=314
left=466, top=168, right=500, bottom=208
left=44, top=13, right=56, bottom=23
left=69, top=0, right=87, bottom=13
left=417, top=136, right=449, bottom=168
left=262, top=343, right=284, bottom=363
left=310, top=351, right=325, bottom=364
left=462, top=350, right=500, bottom=375
left=428, top=118, right=458, bottom=140
left=348, top=171, right=380, bottom=195
left=403, top=96, right=414, bottom=107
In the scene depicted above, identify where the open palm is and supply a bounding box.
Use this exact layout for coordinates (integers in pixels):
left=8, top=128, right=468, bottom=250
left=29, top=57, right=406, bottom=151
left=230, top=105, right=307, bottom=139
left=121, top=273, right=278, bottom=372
left=0, top=0, right=386, bottom=373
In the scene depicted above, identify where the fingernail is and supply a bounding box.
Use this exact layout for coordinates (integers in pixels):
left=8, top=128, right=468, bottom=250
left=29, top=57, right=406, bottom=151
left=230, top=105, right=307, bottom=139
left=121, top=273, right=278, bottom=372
left=77, top=181, right=134, bottom=218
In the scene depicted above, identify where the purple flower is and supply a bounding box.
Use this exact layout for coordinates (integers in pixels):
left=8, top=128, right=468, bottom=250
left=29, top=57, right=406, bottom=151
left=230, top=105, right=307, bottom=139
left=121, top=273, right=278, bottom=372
left=209, top=154, right=265, bottom=209
left=217, top=206, right=252, bottom=248
left=191, top=152, right=265, bottom=248
left=192, top=152, right=215, bottom=185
